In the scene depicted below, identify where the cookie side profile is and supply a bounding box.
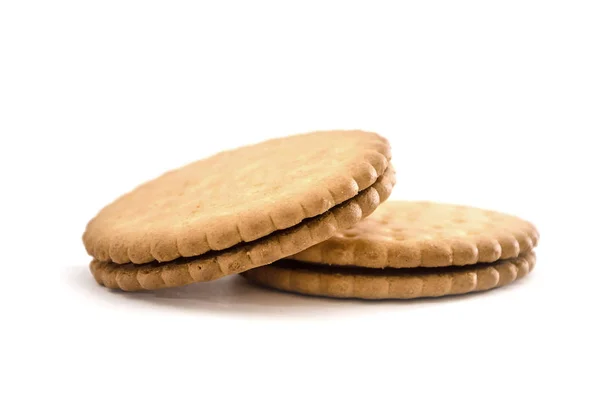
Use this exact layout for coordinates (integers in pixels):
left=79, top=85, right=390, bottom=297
left=84, top=130, right=392, bottom=265
left=90, top=166, right=395, bottom=291
left=241, top=251, right=536, bottom=300
left=290, top=201, right=539, bottom=268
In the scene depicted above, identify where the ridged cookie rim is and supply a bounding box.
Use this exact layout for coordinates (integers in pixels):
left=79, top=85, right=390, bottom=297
left=241, top=251, right=536, bottom=300
left=89, top=166, right=396, bottom=291
left=290, top=201, right=539, bottom=268
left=83, top=130, right=391, bottom=265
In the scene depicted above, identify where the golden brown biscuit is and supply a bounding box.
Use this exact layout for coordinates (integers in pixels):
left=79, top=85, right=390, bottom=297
left=84, top=130, right=391, bottom=265
left=89, top=164, right=395, bottom=291
left=290, top=201, right=539, bottom=268
left=241, top=252, right=536, bottom=300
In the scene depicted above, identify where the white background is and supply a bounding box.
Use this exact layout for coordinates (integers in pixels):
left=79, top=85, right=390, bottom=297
left=1, top=1, right=599, bottom=396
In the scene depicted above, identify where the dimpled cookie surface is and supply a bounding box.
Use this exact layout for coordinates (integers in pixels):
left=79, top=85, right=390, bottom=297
left=83, top=130, right=391, bottom=265
left=291, top=201, right=539, bottom=268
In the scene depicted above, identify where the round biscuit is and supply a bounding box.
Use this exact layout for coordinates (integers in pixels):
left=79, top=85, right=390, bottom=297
left=290, top=201, right=539, bottom=268
left=83, top=130, right=391, bottom=264
left=89, top=166, right=396, bottom=291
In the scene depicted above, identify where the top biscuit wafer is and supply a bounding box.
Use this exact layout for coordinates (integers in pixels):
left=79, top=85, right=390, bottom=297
left=83, top=130, right=391, bottom=265
left=290, top=201, right=539, bottom=268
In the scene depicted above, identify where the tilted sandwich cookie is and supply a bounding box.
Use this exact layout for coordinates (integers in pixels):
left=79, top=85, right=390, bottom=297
left=84, top=130, right=395, bottom=291
left=241, top=201, right=539, bottom=299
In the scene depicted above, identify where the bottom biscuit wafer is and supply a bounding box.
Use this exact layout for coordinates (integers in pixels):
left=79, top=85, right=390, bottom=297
left=241, top=251, right=536, bottom=300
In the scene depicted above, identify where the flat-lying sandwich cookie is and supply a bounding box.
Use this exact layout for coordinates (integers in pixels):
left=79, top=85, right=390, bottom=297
left=240, top=200, right=538, bottom=299
left=290, top=201, right=539, bottom=268
left=85, top=130, right=395, bottom=291
left=241, top=252, right=536, bottom=300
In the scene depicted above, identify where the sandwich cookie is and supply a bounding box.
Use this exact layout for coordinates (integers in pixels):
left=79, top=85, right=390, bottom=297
left=84, top=130, right=395, bottom=291
left=241, top=201, right=539, bottom=299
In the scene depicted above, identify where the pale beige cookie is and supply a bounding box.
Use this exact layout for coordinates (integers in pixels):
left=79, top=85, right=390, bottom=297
left=83, top=130, right=391, bottom=265
left=290, top=201, right=539, bottom=268
left=241, top=251, right=536, bottom=300
left=89, top=166, right=395, bottom=291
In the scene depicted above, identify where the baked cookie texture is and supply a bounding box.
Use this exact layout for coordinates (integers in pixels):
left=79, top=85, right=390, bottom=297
left=84, top=130, right=395, bottom=290
left=90, top=167, right=394, bottom=291
left=242, top=201, right=539, bottom=299
left=290, top=201, right=539, bottom=268
left=84, top=131, right=539, bottom=299
left=242, top=252, right=536, bottom=300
